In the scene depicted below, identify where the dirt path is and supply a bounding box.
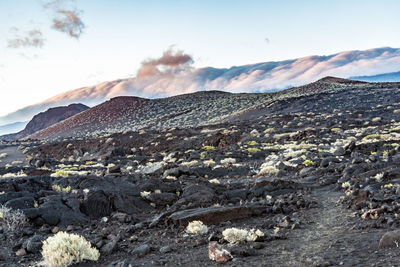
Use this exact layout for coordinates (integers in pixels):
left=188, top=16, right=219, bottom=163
left=264, top=185, right=400, bottom=267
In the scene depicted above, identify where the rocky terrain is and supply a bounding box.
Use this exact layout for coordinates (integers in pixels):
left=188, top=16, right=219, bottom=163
left=1, top=77, right=400, bottom=266
left=1, top=104, right=89, bottom=141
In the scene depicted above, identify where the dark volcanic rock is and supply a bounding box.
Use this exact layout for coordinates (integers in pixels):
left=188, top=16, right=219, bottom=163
left=81, top=190, right=113, bottom=219
left=169, top=206, right=253, bottom=226
left=379, top=230, right=400, bottom=248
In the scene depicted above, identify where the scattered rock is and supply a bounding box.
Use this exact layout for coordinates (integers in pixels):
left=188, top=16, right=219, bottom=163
left=379, top=230, right=400, bottom=248
left=208, top=241, right=232, bottom=262
left=130, top=244, right=150, bottom=257
left=169, top=206, right=252, bottom=226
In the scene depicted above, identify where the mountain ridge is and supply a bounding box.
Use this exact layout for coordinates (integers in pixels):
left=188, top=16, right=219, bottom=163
left=28, top=76, right=398, bottom=140
left=1, top=103, right=89, bottom=141
left=1, top=47, right=399, bottom=126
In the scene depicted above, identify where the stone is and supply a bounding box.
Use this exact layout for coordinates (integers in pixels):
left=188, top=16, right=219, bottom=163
left=107, top=165, right=121, bottom=174
left=107, top=259, right=136, bottom=267
left=15, top=248, right=27, bottom=256
left=147, top=192, right=178, bottom=206
left=81, top=190, right=113, bottom=219
left=141, top=163, right=164, bottom=175
left=361, top=207, right=383, bottom=220
left=130, top=244, right=150, bottom=257
left=208, top=241, right=232, bottom=262
left=101, top=241, right=118, bottom=254
left=26, top=235, right=45, bottom=254
left=5, top=197, right=35, bottom=210
left=159, top=246, right=173, bottom=254
left=169, top=206, right=252, bottom=226
left=320, top=157, right=340, bottom=168
left=379, top=230, right=400, bottom=248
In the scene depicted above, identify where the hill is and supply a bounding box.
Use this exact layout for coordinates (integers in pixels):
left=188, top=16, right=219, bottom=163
left=1, top=104, right=89, bottom=141
left=28, top=77, right=399, bottom=140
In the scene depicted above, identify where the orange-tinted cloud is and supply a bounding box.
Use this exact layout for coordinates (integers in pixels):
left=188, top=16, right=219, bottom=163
left=7, top=28, right=45, bottom=49
left=43, top=0, right=85, bottom=38
left=137, top=48, right=193, bottom=79
left=52, top=9, right=85, bottom=38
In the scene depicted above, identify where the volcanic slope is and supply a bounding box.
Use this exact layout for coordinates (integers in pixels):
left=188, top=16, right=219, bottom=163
left=1, top=103, right=88, bottom=141
left=28, top=91, right=270, bottom=140
left=29, top=77, right=400, bottom=141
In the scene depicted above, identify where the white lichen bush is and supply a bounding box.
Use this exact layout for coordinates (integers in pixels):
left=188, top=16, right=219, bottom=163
left=186, top=220, right=208, bottom=235
left=41, top=231, right=100, bottom=267
left=0, top=205, right=28, bottom=231
left=221, top=158, right=236, bottom=165
left=375, top=172, right=384, bottom=182
left=258, top=165, right=279, bottom=176
left=222, top=228, right=264, bottom=243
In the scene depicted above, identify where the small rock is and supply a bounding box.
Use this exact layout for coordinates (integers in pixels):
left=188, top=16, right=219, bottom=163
left=159, top=246, right=173, bottom=254
left=352, top=157, right=363, bottom=164
left=130, top=244, right=150, bottom=257
left=208, top=241, right=232, bottom=262
left=361, top=207, right=383, bottom=220
left=112, top=212, right=127, bottom=222
left=107, top=165, right=121, bottom=174
left=16, top=248, right=27, bottom=256
left=107, top=258, right=136, bottom=267
left=52, top=226, right=59, bottom=234
left=101, top=241, right=118, bottom=254
left=141, top=163, right=164, bottom=175
left=379, top=230, right=400, bottom=248
left=26, top=235, right=45, bottom=254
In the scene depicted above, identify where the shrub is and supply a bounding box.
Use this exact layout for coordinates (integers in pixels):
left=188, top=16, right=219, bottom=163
left=203, top=145, right=215, bottom=151
left=303, top=160, right=314, bottom=167
left=247, top=141, right=258, bottom=146
left=250, top=129, right=260, bottom=137
left=41, top=231, right=99, bottom=267
left=203, top=159, right=216, bottom=166
left=0, top=205, right=28, bottom=231
left=186, top=220, right=208, bottom=235
left=258, top=165, right=279, bottom=176
left=247, top=148, right=261, bottom=153
left=222, top=228, right=264, bottom=243
left=220, top=158, right=236, bottom=165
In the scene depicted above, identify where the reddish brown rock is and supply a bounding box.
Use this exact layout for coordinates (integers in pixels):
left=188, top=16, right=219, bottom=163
left=208, top=241, right=232, bottom=262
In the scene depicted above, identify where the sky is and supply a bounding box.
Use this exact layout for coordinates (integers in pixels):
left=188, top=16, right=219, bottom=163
left=0, top=0, right=400, bottom=118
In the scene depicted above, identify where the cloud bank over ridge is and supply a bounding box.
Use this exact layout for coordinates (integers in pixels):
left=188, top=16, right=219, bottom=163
left=1, top=47, right=400, bottom=125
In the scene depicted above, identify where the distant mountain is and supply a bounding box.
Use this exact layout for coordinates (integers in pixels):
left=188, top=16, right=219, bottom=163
left=29, top=76, right=396, bottom=140
left=350, top=71, right=400, bottom=82
left=1, top=104, right=89, bottom=141
left=1, top=47, right=399, bottom=126
left=0, top=121, right=28, bottom=136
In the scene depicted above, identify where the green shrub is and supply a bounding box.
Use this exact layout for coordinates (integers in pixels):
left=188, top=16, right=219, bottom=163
left=303, top=160, right=314, bottom=167
left=203, top=145, right=215, bottom=151
left=247, top=141, right=258, bottom=146
left=247, top=148, right=261, bottom=153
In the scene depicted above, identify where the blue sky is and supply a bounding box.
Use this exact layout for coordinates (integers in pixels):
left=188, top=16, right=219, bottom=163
left=0, top=0, right=399, bottom=117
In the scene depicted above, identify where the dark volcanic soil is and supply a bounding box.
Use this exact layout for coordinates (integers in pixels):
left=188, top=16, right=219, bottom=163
left=1, top=79, right=400, bottom=266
